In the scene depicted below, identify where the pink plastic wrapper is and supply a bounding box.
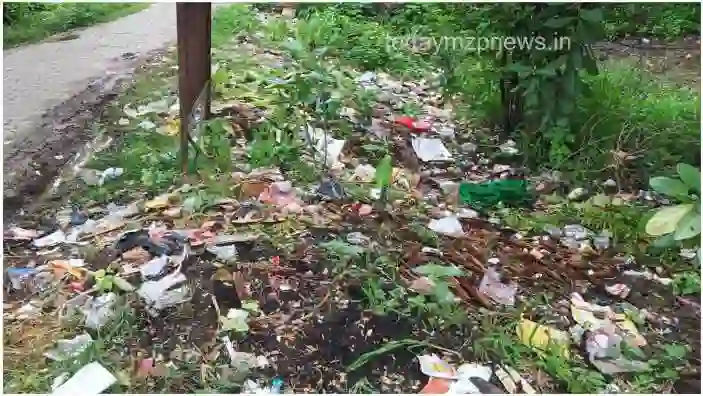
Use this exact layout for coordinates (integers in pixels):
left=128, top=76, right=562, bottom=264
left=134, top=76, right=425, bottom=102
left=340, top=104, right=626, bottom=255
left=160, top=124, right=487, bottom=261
left=479, top=267, right=517, bottom=306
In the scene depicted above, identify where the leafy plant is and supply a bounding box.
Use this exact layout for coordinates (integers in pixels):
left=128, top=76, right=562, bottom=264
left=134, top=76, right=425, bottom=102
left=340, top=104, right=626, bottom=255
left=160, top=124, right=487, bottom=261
left=645, top=163, right=701, bottom=243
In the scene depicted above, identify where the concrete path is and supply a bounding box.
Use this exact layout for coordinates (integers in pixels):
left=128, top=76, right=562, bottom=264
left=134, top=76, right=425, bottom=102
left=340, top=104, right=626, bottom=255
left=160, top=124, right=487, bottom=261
left=2, top=3, right=179, bottom=214
left=3, top=3, right=176, bottom=146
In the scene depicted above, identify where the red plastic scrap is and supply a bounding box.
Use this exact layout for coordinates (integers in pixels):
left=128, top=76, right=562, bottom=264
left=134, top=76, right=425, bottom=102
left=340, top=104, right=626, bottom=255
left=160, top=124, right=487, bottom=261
left=395, top=116, right=431, bottom=133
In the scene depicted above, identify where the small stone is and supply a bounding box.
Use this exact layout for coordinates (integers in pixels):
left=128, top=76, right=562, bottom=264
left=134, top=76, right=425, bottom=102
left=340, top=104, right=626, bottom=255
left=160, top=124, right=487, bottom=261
left=273, top=181, right=292, bottom=194
left=603, top=179, right=617, bottom=187
left=438, top=126, right=455, bottom=138
left=457, top=208, right=479, bottom=219
left=460, top=142, right=477, bottom=152
left=493, top=164, right=511, bottom=174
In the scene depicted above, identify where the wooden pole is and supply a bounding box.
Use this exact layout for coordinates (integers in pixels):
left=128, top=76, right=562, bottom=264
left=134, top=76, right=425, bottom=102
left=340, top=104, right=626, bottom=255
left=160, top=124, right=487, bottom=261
left=177, top=2, right=212, bottom=176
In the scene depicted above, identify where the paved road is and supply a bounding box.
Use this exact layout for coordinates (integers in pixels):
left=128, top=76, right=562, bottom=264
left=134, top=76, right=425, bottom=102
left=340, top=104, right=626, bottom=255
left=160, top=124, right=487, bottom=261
left=2, top=3, right=180, bottom=214
left=3, top=3, right=176, bottom=146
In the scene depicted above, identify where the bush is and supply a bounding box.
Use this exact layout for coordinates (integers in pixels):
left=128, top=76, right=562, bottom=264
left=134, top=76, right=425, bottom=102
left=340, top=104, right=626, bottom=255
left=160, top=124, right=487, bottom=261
left=603, top=4, right=701, bottom=39
left=3, top=3, right=148, bottom=47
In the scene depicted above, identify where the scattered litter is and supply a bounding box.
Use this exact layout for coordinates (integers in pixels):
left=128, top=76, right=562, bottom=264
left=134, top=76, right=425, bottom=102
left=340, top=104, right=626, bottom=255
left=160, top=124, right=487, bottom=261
left=585, top=328, right=649, bottom=374
left=478, top=267, right=517, bottom=306
left=562, top=224, right=591, bottom=240
left=679, top=248, right=697, bottom=260
left=13, top=301, right=42, bottom=319
left=428, top=215, right=464, bottom=237
left=99, top=167, right=124, bottom=185
left=137, top=272, right=190, bottom=314
left=207, top=244, right=239, bottom=262
left=145, top=193, right=173, bottom=210
left=456, top=208, right=479, bottom=219
left=346, top=232, right=371, bottom=245
left=570, top=293, right=647, bottom=347
left=448, top=363, right=493, bottom=394
left=33, top=229, right=66, bottom=248
left=4, top=226, right=40, bottom=241
left=494, top=364, right=536, bottom=394
left=6, top=267, right=37, bottom=290
left=51, top=361, right=117, bottom=396
left=412, top=137, right=453, bottom=162
left=420, top=377, right=451, bottom=394
left=316, top=178, right=345, bottom=200
left=358, top=71, right=377, bottom=84
left=69, top=207, right=89, bottom=226
left=220, top=308, right=251, bottom=332
left=357, top=204, right=373, bottom=216
left=437, top=126, right=455, bottom=138
left=516, top=318, right=570, bottom=358
left=623, top=269, right=673, bottom=285
left=243, top=378, right=283, bottom=394
left=80, top=293, right=117, bottom=329
left=350, top=164, right=376, bottom=182
left=304, top=126, right=346, bottom=168
left=44, top=333, right=93, bottom=361
left=140, top=256, right=170, bottom=279
left=567, top=187, right=588, bottom=201
left=260, top=181, right=297, bottom=207
left=605, top=283, right=631, bottom=298
left=418, top=354, right=457, bottom=379
left=396, top=116, right=431, bottom=133
left=497, top=142, right=518, bottom=156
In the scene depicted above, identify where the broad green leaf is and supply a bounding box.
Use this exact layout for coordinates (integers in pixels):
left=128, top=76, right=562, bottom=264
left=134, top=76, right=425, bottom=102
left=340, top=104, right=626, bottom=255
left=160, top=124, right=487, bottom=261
left=676, top=163, right=701, bottom=195
left=579, top=8, right=603, bottom=23
left=413, top=263, right=465, bottom=278
left=673, top=210, right=701, bottom=241
left=543, top=17, right=575, bottom=28
left=431, top=280, right=456, bottom=303
left=590, top=193, right=611, bottom=207
left=97, top=275, right=113, bottom=292
left=649, top=176, right=689, bottom=199
left=375, top=155, right=393, bottom=189
left=645, top=204, right=693, bottom=236
left=651, top=233, right=677, bottom=249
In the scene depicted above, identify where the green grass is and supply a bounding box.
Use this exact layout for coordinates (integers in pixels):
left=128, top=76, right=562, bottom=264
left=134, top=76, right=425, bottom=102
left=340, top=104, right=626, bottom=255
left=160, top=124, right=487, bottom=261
left=3, top=3, right=150, bottom=47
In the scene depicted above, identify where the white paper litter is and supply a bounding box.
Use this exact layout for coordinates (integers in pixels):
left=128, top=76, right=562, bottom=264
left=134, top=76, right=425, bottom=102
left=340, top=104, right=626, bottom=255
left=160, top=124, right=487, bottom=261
left=303, top=125, right=346, bottom=168
left=137, top=272, right=190, bottom=313
left=428, top=216, right=464, bottom=237
left=51, top=361, right=117, bottom=396
left=33, top=230, right=67, bottom=248
left=140, top=256, right=170, bottom=279
left=81, top=293, right=117, bottom=329
left=418, top=354, right=457, bottom=379
left=448, top=363, right=493, bottom=394
left=44, top=333, right=93, bottom=361
left=412, top=137, right=453, bottom=162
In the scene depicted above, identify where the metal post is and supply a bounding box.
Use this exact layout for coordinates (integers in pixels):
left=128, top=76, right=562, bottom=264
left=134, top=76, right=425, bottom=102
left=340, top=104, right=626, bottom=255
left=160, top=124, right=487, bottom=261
left=177, top=2, right=212, bottom=176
